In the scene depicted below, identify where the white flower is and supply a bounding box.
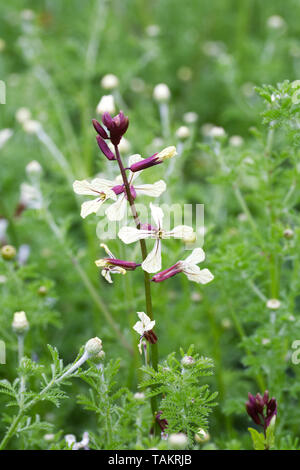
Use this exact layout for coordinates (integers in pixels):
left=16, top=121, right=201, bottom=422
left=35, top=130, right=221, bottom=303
left=266, top=298, right=281, bottom=310
left=96, top=94, right=115, bottom=114
left=15, top=107, right=31, bottom=124
left=26, top=160, right=42, bottom=176
left=0, top=129, right=13, bottom=149
left=183, top=112, right=198, bottom=124
left=153, top=83, right=171, bottom=102
left=133, top=312, right=155, bottom=336
left=229, top=135, right=244, bottom=147
left=85, top=337, right=103, bottom=356
left=209, top=126, right=226, bottom=138
left=20, top=183, right=43, bottom=209
left=23, top=120, right=41, bottom=134
left=176, top=126, right=190, bottom=140
left=179, top=249, right=214, bottom=283
left=72, top=179, right=117, bottom=219
left=74, top=155, right=166, bottom=221
left=146, top=24, right=160, bottom=37
left=12, top=311, right=29, bottom=334
left=118, top=203, right=195, bottom=273
left=168, top=433, right=188, bottom=449
left=95, top=243, right=127, bottom=284
left=267, top=15, right=286, bottom=30
left=101, top=74, right=119, bottom=90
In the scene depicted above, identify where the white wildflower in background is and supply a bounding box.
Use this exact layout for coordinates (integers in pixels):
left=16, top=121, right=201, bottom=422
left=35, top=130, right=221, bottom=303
left=168, top=433, right=188, bottom=449
left=283, top=228, right=294, bottom=239
left=177, top=66, right=193, bottom=82
left=23, top=120, right=41, bottom=134
left=12, top=311, right=29, bottom=334
left=95, top=243, right=127, bottom=284
left=134, top=392, right=145, bottom=401
left=229, top=135, right=244, bottom=147
left=101, top=74, right=119, bottom=90
left=119, top=203, right=195, bottom=273
left=266, top=299, right=281, bottom=310
left=209, top=126, right=226, bottom=139
left=0, top=129, right=13, bottom=149
left=96, top=94, right=116, bottom=115
left=195, top=428, right=210, bottom=443
left=118, top=137, right=131, bottom=154
left=183, top=112, right=198, bottom=124
left=266, top=15, right=286, bottom=30
left=20, top=183, right=43, bottom=209
left=15, top=107, right=31, bottom=124
left=153, top=83, right=171, bottom=102
left=176, top=126, right=190, bottom=140
left=26, top=160, right=43, bottom=177
left=146, top=24, right=160, bottom=37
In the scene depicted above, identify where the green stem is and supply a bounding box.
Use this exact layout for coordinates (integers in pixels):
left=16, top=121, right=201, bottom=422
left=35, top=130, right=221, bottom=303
left=114, top=145, right=159, bottom=424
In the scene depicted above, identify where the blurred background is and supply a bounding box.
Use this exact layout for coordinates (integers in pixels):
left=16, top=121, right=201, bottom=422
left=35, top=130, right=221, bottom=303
left=1, top=0, right=300, bottom=448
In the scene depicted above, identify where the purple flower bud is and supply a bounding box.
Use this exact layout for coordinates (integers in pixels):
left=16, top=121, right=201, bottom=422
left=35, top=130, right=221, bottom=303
left=246, top=391, right=277, bottom=432
left=96, top=135, right=116, bottom=160
left=92, top=119, right=108, bottom=139
left=130, top=153, right=160, bottom=172
left=104, top=258, right=141, bottom=271
left=155, top=411, right=168, bottom=432
left=112, top=185, right=124, bottom=195
left=102, top=111, right=129, bottom=146
left=151, top=263, right=182, bottom=282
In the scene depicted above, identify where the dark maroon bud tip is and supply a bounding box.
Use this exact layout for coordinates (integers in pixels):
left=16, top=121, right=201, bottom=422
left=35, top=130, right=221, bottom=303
left=96, top=135, right=116, bottom=161
left=92, top=119, right=108, bottom=139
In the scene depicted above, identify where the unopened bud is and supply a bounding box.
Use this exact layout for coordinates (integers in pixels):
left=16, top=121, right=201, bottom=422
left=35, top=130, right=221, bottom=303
left=156, top=146, right=177, bottom=162
left=153, top=83, right=171, bottom=102
left=12, top=311, right=29, bottom=334
left=23, top=120, right=41, bottom=134
left=195, top=428, right=210, bottom=443
left=134, top=392, right=145, bottom=401
left=15, top=107, right=31, bottom=124
left=26, top=160, right=42, bottom=176
left=101, top=74, right=119, bottom=90
left=1, top=244, right=16, bottom=260
left=38, top=286, right=48, bottom=296
left=168, top=433, right=188, bottom=449
left=96, top=95, right=115, bottom=115
left=181, top=355, right=195, bottom=368
left=176, top=126, right=190, bottom=140
left=283, top=228, right=294, bottom=239
left=85, top=337, right=103, bottom=356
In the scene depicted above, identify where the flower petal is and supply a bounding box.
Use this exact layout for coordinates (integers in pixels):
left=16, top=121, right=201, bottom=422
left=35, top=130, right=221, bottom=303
left=101, top=269, right=112, bottom=284
left=183, top=266, right=214, bottom=284
left=133, top=321, right=144, bottom=335
left=105, top=194, right=127, bottom=221
left=150, top=203, right=164, bottom=229
left=73, top=178, right=115, bottom=196
left=142, top=239, right=162, bottom=273
left=184, top=247, right=205, bottom=265
left=164, top=225, right=194, bottom=240
left=118, top=226, right=154, bottom=244
left=80, top=199, right=103, bottom=218
left=135, top=180, right=166, bottom=197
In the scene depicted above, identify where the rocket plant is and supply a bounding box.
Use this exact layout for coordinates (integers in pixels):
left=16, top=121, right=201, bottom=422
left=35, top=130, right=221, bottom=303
left=73, top=109, right=214, bottom=428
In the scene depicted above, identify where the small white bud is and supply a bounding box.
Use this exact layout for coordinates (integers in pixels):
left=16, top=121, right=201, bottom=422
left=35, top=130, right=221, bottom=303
left=262, top=338, right=271, bottom=345
left=153, top=83, right=171, bottom=102
left=26, top=160, right=43, bottom=176
left=85, top=337, right=102, bottom=356
left=267, top=15, right=286, bottom=30
left=195, top=428, right=210, bottom=443
left=0, top=129, right=13, bottom=149
left=181, top=355, right=195, bottom=367
left=44, top=433, right=55, bottom=442
left=1, top=245, right=16, bottom=261
left=23, top=120, right=41, bottom=134
left=101, top=74, right=119, bottom=90
left=176, top=126, right=190, bottom=140
left=221, top=318, right=232, bottom=329
left=266, top=299, right=281, bottom=310
left=96, top=95, right=115, bottom=115
left=168, top=433, right=188, bottom=449
left=146, top=24, right=160, bottom=37
left=283, top=228, right=294, bottom=239
left=210, top=126, right=226, bottom=138
left=12, top=311, right=29, bottom=334
left=134, top=392, right=145, bottom=401
left=15, top=108, right=32, bottom=124
left=229, top=135, right=244, bottom=147
left=183, top=112, right=198, bottom=124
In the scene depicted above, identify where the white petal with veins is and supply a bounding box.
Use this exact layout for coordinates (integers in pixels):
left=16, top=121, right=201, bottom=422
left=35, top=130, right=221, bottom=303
left=142, top=239, right=162, bottom=273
